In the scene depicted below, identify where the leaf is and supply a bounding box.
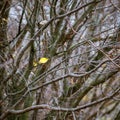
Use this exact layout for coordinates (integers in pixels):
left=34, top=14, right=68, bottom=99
left=39, top=20, right=48, bottom=25
left=102, top=64, right=107, bottom=68
left=33, top=61, right=37, bottom=67
left=82, top=95, right=89, bottom=102
left=2, top=18, right=8, bottom=22
left=39, top=57, right=49, bottom=64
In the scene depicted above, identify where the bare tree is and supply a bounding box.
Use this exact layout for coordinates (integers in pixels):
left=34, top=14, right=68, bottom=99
left=0, top=0, right=120, bottom=120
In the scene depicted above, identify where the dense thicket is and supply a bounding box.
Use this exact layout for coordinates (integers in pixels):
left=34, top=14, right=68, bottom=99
left=0, top=0, right=120, bottom=120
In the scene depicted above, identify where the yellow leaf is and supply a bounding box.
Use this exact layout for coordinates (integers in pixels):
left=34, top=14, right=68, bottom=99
left=82, top=95, right=89, bottom=102
left=33, top=61, right=37, bottom=67
left=102, top=64, right=107, bottom=68
left=39, top=57, right=49, bottom=64
left=2, top=18, right=8, bottom=22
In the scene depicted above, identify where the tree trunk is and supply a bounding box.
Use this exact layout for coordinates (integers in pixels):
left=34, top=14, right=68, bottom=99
left=0, top=0, right=11, bottom=115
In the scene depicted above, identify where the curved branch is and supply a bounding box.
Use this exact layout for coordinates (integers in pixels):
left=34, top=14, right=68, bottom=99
left=0, top=87, right=119, bottom=120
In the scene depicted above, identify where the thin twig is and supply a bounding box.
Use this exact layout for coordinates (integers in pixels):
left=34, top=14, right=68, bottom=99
left=0, top=87, right=119, bottom=120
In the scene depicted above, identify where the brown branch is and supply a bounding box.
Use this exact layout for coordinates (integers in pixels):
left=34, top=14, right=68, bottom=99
left=30, top=55, right=119, bottom=92
left=0, top=87, right=119, bottom=120
left=2, top=0, right=103, bottom=84
left=3, top=40, right=33, bottom=84
left=110, top=0, right=120, bottom=12
left=55, top=0, right=103, bottom=19
left=88, top=40, right=120, bottom=68
left=34, top=0, right=103, bottom=38
left=8, top=55, right=119, bottom=110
